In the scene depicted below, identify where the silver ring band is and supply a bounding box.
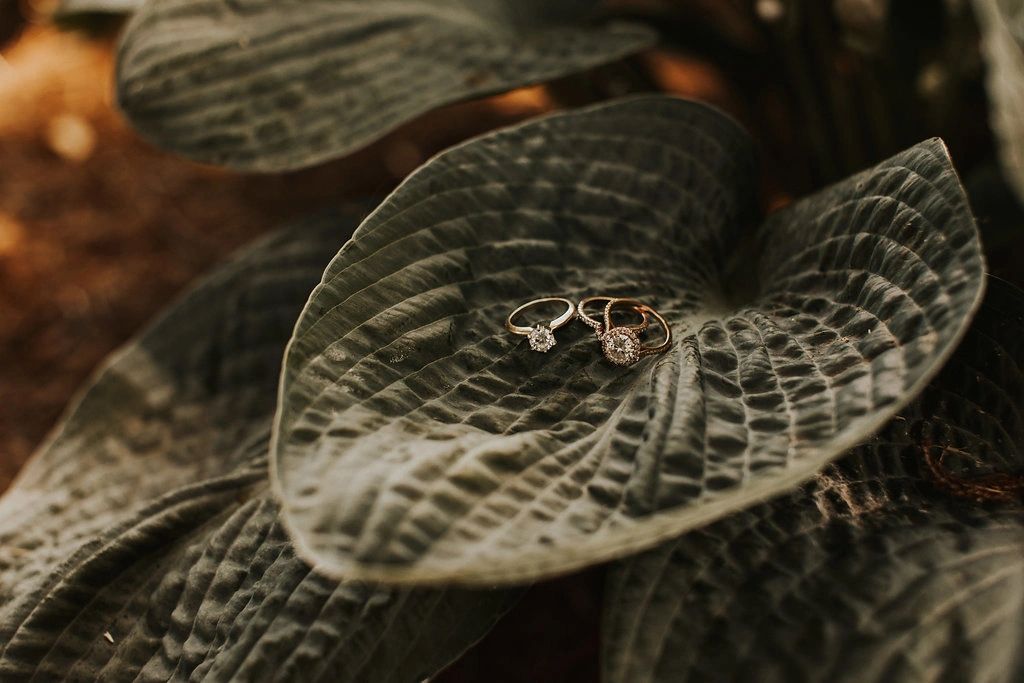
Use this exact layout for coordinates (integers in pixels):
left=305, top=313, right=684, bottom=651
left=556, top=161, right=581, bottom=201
left=505, top=297, right=576, bottom=336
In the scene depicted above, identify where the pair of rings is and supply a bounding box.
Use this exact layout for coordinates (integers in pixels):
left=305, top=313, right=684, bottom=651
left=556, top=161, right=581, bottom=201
left=505, top=296, right=672, bottom=367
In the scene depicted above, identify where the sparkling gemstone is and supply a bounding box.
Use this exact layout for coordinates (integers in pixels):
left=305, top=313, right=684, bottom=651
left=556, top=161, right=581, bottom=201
left=602, top=329, right=640, bottom=365
left=528, top=325, right=556, bottom=352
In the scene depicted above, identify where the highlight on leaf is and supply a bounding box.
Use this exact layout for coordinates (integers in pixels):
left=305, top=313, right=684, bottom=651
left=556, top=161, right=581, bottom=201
left=601, top=276, right=1024, bottom=683
left=270, top=95, right=986, bottom=587
left=56, top=0, right=142, bottom=17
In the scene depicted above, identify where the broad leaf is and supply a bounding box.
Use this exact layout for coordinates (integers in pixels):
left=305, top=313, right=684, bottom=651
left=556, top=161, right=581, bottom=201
left=0, top=214, right=515, bottom=679
left=115, top=0, right=655, bottom=171
left=1, top=217, right=340, bottom=596
left=602, top=277, right=1024, bottom=683
left=57, top=0, right=141, bottom=16
left=272, top=96, right=985, bottom=586
left=975, top=0, right=1024, bottom=206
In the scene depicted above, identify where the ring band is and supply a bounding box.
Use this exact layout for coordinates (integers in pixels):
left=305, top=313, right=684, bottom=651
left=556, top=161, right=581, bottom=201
left=506, top=297, right=577, bottom=352
left=600, top=298, right=672, bottom=366
left=577, top=295, right=650, bottom=336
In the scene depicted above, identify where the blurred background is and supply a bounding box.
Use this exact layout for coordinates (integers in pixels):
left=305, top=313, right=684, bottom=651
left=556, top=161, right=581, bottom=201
left=1, top=2, right=1022, bottom=677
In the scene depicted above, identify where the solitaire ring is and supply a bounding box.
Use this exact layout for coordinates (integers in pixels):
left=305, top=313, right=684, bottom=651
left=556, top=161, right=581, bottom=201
left=506, top=297, right=577, bottom=352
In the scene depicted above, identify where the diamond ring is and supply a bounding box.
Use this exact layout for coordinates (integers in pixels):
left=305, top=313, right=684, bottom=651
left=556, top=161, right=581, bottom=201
left=597, top=298, right=672, bottom=366
left=505, top=297, right=577, bottom=352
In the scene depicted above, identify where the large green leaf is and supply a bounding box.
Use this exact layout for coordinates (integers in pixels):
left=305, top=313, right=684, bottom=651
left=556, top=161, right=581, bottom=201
left=115, top=0, right=655, bottom=171
left=975, top=0, right=1024, bottom=206
left=56, top=0, right=141, bottom=16
left=1, top=218, right=337, bottom=597
left=0, top=215, right=515, bottom=680
left=272, top=96, right=986, bottom=586
left=602, top=277, right=1024, bottom=683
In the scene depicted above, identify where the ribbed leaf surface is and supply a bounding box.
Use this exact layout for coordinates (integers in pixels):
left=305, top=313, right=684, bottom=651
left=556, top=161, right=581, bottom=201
left=57, top=0, right=141, bottom=16
left=602, top=277, right=1024, bottom=683
left=0, top=215, right=514, bottom=680
left=115, top=0, right=655, bottom=171
left=272, top=96, right=986, bottom=586
left=1, top=217, right=340, bottom=600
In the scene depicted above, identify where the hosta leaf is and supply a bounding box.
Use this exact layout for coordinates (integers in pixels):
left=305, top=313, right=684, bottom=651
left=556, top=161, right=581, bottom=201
left=1, top=490, right=515, bottom=681
left=0, top=216, right=342, bottom=598
left=602, top=277, right=1024, bottom=683
left=115, top=0, right=655, bottom=171
left=0, top=214, right=515, bottom=680
left=56, top=0, right=142, bottom=16
left=272, top=96, right=985, bottom=586
left=975, top=0, right=1024, bottom=206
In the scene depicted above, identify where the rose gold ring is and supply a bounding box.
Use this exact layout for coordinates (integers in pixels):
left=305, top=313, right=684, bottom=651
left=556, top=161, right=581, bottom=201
left=577, top=295, right=650, bottom=336
left=599, top=298, right=672, bottom=366
left=506, top=297, right=576, bottom=352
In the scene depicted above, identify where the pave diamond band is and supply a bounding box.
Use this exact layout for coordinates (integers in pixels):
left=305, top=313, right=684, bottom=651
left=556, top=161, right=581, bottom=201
left=506, top=297, right=577, bottom=353
left=577, top=295, right=650, bottom=336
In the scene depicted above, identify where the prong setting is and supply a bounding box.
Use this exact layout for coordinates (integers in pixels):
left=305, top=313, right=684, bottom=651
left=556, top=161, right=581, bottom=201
left=527, top=325, right=556, bottom=352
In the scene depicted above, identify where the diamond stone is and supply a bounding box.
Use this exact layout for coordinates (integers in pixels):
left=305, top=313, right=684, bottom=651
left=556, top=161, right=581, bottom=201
left=528, top=325, right=556, bottom=352
left=602, top=329, right=640, bottom=366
